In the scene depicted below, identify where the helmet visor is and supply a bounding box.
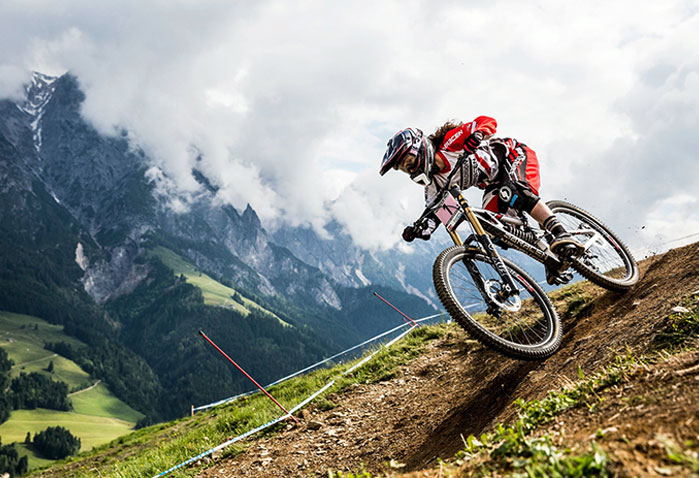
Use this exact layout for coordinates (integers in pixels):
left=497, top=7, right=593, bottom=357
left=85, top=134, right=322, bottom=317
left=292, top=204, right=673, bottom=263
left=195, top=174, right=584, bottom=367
left=380, top=130, right=412, bottom=175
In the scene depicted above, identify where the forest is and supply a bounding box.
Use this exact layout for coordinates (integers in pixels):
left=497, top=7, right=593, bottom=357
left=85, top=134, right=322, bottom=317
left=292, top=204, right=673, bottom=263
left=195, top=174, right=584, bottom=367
left=0, top=349, right=72, bottom=423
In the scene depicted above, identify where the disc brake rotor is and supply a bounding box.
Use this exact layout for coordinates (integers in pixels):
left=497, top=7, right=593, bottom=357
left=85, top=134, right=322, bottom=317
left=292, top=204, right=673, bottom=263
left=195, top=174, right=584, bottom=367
left=484, top=280, right=522, bottom=312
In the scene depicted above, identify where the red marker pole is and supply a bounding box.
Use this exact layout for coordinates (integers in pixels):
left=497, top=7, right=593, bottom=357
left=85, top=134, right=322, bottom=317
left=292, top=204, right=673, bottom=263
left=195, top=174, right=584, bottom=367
left=373, top=292, right=419, bottom=327
left=199, top=331, right=299, bottom=424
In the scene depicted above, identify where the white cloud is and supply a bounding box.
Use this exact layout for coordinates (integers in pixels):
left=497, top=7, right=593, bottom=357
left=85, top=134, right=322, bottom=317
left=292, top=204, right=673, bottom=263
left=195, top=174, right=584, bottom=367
left=1, top=0, right=697, bottom=253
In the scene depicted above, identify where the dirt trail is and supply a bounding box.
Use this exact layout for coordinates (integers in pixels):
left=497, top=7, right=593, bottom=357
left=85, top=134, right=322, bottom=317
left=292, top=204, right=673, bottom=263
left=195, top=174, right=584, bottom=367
left=67, top=379, right=102, bottom=396
left=198, top=243, right=699, bottom=478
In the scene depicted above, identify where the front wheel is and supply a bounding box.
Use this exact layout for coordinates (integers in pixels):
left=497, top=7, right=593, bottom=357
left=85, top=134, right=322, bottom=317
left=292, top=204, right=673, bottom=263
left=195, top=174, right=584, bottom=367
left=547, top=200, right=639, bottom=292
left=433, top=246, right=562, bottom=360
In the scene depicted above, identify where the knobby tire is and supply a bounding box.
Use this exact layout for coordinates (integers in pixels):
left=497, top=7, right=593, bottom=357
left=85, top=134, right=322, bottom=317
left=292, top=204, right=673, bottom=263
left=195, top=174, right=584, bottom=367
left=433, top=246, right=561, bottom=360
left=547, top=200, right=639, bottom=292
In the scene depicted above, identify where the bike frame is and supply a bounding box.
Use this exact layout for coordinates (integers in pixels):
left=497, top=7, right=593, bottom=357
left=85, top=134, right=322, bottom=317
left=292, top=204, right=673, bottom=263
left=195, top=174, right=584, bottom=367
left=425, top=187, right=567, bottom=276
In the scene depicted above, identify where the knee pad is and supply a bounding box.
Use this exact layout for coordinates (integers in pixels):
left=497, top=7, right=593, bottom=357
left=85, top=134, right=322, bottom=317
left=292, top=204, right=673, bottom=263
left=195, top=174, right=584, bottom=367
left=497, top=181, right=539, bottom=213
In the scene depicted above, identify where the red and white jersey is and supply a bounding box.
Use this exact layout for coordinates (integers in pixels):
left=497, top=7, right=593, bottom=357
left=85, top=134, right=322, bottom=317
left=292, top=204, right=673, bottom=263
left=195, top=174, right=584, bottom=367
left=433, top=116, right=498, bottom=177
left=425, top=116, right=499, bottom=204
left=424, top=116, right=540, bottom=207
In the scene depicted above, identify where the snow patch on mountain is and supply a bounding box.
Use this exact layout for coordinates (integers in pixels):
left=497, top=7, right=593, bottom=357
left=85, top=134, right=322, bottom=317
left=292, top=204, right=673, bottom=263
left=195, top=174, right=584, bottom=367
left=354, top=268, right=371, bottom=286
left=16, top=72, right=57, bottom=153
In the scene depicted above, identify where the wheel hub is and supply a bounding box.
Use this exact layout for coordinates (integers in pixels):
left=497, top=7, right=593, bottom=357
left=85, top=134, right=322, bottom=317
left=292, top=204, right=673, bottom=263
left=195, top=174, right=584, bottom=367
left=484, top=280, right=522, bottom=312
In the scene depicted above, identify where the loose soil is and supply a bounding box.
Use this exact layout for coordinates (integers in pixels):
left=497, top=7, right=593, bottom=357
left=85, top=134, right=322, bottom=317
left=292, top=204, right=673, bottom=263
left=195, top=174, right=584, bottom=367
left=198, top=243, right=699, bottom=478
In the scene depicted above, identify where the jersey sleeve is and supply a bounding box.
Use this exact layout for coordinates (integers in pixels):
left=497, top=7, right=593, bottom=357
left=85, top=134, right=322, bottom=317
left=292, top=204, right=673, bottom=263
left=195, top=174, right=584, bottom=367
left=436, top=116, right=498, bottom=172
left=465, top=116, right=497, bottom=137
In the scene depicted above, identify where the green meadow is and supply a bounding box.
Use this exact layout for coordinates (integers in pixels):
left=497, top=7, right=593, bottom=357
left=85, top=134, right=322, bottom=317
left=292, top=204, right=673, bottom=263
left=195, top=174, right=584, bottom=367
left=149, top=246, right=290, bottom=325
left=0, top=311, right=92, bottom=390
left=0, top=408, right=136, bottom=453
left=0, top=311, right=144, bottom=470
left=70, top=382, right=143, bottom=423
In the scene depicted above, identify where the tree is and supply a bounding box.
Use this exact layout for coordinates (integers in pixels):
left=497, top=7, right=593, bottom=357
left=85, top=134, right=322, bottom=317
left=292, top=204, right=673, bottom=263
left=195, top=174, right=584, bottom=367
left=24, top=432, right=30, bottom=445
left=47, top=360, right=54, bottom=373
left=0, top=437, right=28, bottom=476
left=0, top=349, right=13, bottom=424
left=33, top=426, right=81, bottom=459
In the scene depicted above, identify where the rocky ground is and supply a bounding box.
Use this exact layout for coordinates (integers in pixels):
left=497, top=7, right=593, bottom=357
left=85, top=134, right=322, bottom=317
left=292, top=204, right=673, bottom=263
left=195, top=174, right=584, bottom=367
left=197, top=242, right=699, bottom=478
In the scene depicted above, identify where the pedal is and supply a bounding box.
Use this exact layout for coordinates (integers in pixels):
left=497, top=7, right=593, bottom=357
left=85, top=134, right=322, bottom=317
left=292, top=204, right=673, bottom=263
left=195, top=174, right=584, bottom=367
left=554, top=270, right=573, bottom=285
left=546, top=268, right=574, bottom=286
left=552, top=241, right=585, bottom=260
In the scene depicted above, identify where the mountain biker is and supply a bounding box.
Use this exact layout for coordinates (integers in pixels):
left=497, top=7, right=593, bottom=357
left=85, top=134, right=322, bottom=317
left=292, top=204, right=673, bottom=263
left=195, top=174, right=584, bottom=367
left=379, top=116, right=583, bottom=285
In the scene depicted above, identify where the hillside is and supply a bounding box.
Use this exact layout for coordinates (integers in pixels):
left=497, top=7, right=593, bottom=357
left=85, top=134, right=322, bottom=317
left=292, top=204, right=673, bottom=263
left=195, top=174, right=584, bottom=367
left=194, top=242, right=699, bottom=478
left=147, top=246, right=289, bottom=325
left=0, top=311, right=143, bottom=471
left=26, top=241, right=699, bottom=477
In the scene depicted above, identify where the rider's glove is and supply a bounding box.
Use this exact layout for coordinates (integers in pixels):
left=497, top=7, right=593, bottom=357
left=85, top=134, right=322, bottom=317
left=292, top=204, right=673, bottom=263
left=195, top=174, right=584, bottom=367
left=402, top=225, right=418, bottom=242
left=463, top=130, right=485, bottom=155
left=402, top=215, right=438, bottom=242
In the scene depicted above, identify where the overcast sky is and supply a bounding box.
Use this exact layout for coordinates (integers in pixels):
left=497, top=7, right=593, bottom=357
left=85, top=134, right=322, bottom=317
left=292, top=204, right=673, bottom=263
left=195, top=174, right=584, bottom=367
left=1, top=0, right=697, bottom=255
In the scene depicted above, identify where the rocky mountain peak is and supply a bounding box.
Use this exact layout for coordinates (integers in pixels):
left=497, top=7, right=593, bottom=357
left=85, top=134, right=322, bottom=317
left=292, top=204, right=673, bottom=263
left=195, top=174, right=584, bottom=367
left=242, top=203, right=262, bottom=230
left=16, top=72, right=58, bottom=153
left=17, top=72, right=58, bottom=116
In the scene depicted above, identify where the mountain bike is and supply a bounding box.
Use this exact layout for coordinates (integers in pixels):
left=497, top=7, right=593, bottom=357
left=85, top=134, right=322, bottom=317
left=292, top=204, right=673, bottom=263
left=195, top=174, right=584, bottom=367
left=411, top=161, right=639, bottom=360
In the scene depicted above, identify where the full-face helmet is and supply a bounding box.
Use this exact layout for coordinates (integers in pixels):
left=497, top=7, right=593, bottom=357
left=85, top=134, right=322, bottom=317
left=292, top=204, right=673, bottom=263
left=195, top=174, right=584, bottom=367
left=379, top=128, right=434, bottom=186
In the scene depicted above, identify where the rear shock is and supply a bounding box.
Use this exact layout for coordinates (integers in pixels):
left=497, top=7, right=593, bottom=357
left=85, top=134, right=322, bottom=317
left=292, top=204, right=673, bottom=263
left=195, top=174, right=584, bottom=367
left=503, top=223, right=537, bottom=244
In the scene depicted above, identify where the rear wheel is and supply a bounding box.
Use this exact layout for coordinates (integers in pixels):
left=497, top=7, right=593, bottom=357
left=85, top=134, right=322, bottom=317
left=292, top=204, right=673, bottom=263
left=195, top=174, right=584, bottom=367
left=433, top=246, right=561, bottom=360
left=547, top=200, right=639, bottom=291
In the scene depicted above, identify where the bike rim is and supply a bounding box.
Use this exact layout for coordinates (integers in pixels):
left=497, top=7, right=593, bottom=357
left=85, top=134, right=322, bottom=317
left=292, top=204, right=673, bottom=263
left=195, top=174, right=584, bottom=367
left=446, top=253, right=556, bottom=350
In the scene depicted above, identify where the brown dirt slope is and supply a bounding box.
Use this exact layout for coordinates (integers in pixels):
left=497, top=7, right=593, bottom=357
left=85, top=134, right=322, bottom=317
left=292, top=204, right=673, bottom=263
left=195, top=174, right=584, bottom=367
left=198, top=242, right=699, bottom=478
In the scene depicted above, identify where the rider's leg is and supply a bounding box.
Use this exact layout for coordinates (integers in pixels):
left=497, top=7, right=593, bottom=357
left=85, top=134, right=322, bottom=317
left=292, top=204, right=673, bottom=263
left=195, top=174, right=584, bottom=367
left=529, top=199, right=553, bottom=224
left=530, top=200, right=585, bottom=284
left=530, top=200, right=583, bottom=258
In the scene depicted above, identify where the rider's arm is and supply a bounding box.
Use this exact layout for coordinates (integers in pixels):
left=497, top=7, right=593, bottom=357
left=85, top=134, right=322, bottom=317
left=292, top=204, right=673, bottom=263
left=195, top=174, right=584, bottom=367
left=464, top=116, right=497, bottom=137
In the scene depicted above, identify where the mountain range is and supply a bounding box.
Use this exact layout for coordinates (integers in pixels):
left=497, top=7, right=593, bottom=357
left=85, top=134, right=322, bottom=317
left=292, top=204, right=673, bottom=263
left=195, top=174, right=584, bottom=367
left=0, top=72, right=442, bottom=422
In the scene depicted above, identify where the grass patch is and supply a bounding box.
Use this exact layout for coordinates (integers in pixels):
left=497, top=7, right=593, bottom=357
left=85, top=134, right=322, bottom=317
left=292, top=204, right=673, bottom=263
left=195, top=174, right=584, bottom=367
left=547, top=282, right=598, bottom=321
left=329, top=468, right=374, bottom=478
left=149, top=247, right=289, bottom=326
left=564, top=295, right=595, bottom=320
left=488, top=428, right=609, bottom=477
left=334, top=325, right=446, bottom=388
left=516, top=354, right=640, bottom=430
left=0, top=311, right=86, bottom=350
left=12, top=443, right=54, bottom=471
left=70, top=382, right=144, bottom=423
left=0, top=311, right=92, bottom=391
left=654, top=294, right=699, bottom=350
left=657, top=434, right=699, bottom=473
left=0, top=409, right=137, bottom=451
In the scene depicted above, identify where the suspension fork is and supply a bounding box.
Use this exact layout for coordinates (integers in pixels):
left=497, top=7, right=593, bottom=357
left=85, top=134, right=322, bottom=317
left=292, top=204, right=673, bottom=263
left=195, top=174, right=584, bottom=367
left=452, top=191, right=520, bottom=298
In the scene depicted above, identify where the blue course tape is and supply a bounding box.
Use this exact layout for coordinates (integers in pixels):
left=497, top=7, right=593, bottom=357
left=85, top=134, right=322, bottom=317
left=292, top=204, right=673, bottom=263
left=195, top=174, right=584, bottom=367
left=193, top=313, right=443, bottom=412
left=153, top=312, right=445, bottom=477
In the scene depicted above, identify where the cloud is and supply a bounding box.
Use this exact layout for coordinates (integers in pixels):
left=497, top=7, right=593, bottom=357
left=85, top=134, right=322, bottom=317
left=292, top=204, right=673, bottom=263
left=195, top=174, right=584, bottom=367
left=1, top=0, right=697, bottom=253
left=559, top=8, right=699, bottom=253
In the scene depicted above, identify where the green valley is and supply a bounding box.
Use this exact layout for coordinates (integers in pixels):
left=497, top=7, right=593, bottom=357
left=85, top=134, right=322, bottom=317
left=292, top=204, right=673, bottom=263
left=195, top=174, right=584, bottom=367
left=0, top=311, right=143, bottom=470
